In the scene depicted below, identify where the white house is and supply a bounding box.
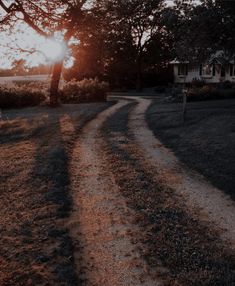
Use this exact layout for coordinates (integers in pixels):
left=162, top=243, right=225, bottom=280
left=171, top=55, right=235, bottom=84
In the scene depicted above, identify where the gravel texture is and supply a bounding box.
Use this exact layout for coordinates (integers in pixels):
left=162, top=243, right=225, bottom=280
left=1, top=97, right=235, bottom=286
left=0, top=102, right=112, bottom=286
left=69, top=101, right=163, bottom=286
left=102, top=98, right=235, bottom=286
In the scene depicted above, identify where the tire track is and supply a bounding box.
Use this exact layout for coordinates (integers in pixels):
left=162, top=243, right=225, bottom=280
left=68, top=101, right=163, bottom=286
left=102, top=96, right=235, bottom=285
left=128, top=96, right=235, bottom=247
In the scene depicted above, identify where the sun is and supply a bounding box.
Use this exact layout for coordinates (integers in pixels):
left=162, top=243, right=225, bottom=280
left=0, top=24, right=75, bottom=68
left=39, top=39, right=67, bottom=62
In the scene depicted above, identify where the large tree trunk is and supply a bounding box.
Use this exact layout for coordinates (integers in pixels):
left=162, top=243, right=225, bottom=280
left=49, top=61, right=63, bottom=107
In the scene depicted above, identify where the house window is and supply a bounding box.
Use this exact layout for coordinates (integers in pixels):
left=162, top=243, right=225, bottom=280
left=178, top=64, right=188, bottom=76
left=230, top=64, right=235, bottom=76
left=200, top=64, right=215, bottom=77
left=221, top=66, right=226, bottom=77
left=202, top=64, right=212, bottom=76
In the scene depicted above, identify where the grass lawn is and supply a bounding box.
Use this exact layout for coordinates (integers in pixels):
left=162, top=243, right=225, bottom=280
left=146, top=98, right=235, bottom=200
left=0, top=102, right=112, bottom=285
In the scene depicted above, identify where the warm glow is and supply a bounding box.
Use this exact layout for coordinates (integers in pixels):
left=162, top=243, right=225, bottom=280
left=39, top=39, right=67, bottom=62
left=0, top=23, right=76, bottom=69
left=64, top=56, right=75, bottom=69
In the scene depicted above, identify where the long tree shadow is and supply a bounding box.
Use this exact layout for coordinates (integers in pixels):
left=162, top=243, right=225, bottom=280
left=102, top=102, right=235, bottom=286
left=30, top=109, right=78, bottom=286
left=0, top=115, right=48, bottom=145
left=29, top=102, right=114, bottom=285
left=0, top=102, right=114, bottom=285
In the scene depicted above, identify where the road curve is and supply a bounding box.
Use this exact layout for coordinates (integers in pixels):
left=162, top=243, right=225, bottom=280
left=67, top=96, right=235, bottom=285
left=68, top=100, right=163, bottom=286
left=128, top=96, right=235, bottom=248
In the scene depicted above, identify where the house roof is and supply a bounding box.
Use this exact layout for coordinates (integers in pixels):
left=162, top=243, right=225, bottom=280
left=209, top=57, right=227, bottom=65
left=170, top=59, right=189, bottom=64
left=208, top=51, right=232, bottom=65
left=171, top=50, right=235, bottom=65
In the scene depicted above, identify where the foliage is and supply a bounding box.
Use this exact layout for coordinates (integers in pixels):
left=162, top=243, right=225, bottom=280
left=187, top=85, right=235, bottom=101
left=61, top=78, right=109, bottom=103
left=13, top=80, right=40, bottom=87
left=0, top=0, right=94, bottom=106
left=218, top=80, right=233, bottom=90
left=166, top=1, right=235, bottom=62
left=13, top=80, right=50, bottom=91
left=0, top=86, right=46, bottom=108
left=64, top=0, right=169, bottom=89
left=191, top=79, right=205, bottom=88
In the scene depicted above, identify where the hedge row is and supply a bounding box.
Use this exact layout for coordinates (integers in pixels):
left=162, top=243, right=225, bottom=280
left=0, top=78, right=109, bottom=109
left=60, top=78, right=109, bottom=103
left=0, top=87, right=46, bottom=109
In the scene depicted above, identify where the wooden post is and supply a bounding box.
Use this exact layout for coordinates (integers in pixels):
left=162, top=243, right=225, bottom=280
left=182, top=88, right=187, bottom=123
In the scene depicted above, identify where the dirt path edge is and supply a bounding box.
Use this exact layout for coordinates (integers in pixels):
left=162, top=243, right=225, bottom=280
left=128, top=96, right=235, bottom=249
left=68, top=101, right=164, bottom=286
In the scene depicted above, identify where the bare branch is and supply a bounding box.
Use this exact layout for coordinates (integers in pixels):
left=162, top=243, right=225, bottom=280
left=14, top=0, right=49, bottom=37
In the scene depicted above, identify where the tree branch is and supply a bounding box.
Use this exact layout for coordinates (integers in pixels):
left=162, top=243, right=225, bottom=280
left=0, top=0, right=14, bottom=13
left=0, top=0, right=49, bottom=37
left=14, top=0, right=49, bottom=37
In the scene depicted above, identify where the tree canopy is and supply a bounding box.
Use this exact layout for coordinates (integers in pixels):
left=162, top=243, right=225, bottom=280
left=0, top=0, right=235, bottom=98
left=0, top=0, right=93, bottom=105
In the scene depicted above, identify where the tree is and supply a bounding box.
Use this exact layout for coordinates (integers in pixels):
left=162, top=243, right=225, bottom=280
left=168, top=0, right=235, bottom=63
left=89, top=0, right=166, bottom=90
left=12, top=59, right=27, bottom=75
left=0, top=0, right=91, bottom=106
left=213, top=0, right=235, bottom=55
left=61, top=0, right=173, bottom=89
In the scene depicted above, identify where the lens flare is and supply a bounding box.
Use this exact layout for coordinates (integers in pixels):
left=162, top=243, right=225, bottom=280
left=40, top=39, right=67, bottom=62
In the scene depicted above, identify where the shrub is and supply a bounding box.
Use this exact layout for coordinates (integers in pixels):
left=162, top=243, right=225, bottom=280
left=216, top=89, right=235, bottom=99
left=187, top=85, right=235, bottom=101
left=218, top=80, right=233, bottom=90
left=13, top=80, right=50, bottom=92
left=191, top=78, right=206, bottom=88
left=13, top=80, right=39, bottom=87
left=154, top=86, right=166, bottom=93
left=61, top=78, right=109, bottom=103
left=0, top=86, right=46, bottom=109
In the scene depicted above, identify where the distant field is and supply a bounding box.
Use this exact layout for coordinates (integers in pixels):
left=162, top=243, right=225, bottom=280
left=0, top=74, right=50, bottom=84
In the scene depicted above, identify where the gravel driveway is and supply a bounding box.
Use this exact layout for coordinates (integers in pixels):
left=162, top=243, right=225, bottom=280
left=1, top=97, right=235, bottom=286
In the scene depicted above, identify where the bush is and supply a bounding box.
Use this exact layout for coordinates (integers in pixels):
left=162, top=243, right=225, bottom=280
left=13, top=80, right=39, bottom=87
left=218, top=80, right=233, bottom=90
left=0, top=86, right=46, bottom=109
left=61, top=78, right=109, bottom=103
left=191, top=78, right=206, bottom=88
left=187, top=85, right=235, bottom=101
left=154, top=86, right=166, bottom=93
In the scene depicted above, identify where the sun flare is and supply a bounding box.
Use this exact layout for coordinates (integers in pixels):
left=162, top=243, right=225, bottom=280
left=0, top=24, right=74, bottom=69
left=39, top=39, right=67, bottom=62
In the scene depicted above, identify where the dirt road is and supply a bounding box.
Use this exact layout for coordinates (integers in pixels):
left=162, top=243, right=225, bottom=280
left=1, top=97, right=234, bottom=285
left=68, top=97, right=235, bottom=285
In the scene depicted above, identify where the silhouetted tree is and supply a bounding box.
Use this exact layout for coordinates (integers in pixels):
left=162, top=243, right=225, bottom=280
left=169, top=0, right=235, bottom=62
left=0, top=0, right=92, bottom=106
left=97, top=0, right=166, bottom=89
left=67, top=0, right=167, bottom=89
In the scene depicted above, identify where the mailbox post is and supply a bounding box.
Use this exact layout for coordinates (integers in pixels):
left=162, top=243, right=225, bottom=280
left=182, top=88, right=187, bottom=123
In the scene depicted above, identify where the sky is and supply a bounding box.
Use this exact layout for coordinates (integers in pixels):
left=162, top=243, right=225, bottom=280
left=0, top=22, right=73, bottom=69
left=0, top=0, right=200, bottom=70
left=0, top=1, right=76, bottom=69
